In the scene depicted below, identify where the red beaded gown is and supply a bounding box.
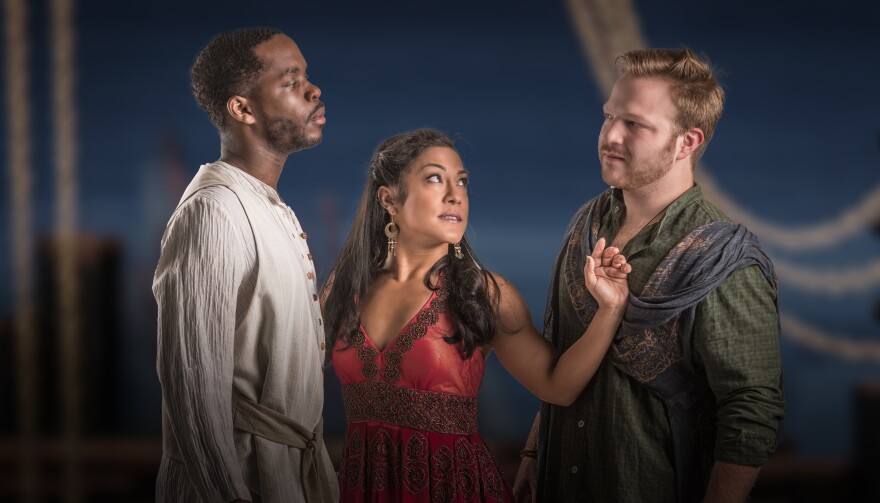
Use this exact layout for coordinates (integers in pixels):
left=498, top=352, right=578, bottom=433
left=332, top=283, right=514, bottom=502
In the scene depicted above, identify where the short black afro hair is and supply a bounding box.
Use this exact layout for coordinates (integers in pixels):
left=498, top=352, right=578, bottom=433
left=191, top=27, right=282, bottom=128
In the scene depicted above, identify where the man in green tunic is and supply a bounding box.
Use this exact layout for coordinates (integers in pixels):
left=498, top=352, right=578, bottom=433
left=514, top=48, right=784, bottom=502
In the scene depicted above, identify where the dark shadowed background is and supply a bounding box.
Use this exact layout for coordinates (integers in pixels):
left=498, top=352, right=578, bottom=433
left=2, top=0, right=880, bottom=501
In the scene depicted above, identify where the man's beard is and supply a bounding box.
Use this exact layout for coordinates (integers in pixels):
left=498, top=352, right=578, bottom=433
left=601, top=135, right=677, bottom=190
left=265, top=116, right=321, bottom=154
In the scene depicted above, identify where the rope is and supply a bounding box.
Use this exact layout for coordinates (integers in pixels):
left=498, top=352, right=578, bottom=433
left=5, top=0, right=38, bottom=500
left=564, top=0, right=644, bottom=97
left=50, top=0, right=81, bottom=501
left=696, top=170, right=880, bottom=252
left=781, top=314, right=880, bottom=362
left=774, top=257, right=880, bottom=295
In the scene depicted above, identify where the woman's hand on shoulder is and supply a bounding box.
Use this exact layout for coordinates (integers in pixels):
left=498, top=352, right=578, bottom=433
left=584, top=237, right=632, bottom=311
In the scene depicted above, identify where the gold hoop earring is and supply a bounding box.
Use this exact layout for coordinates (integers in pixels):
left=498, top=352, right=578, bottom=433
left=384, top=217, right=399, bottom=257
left=453, top=242, right=464, bottom=260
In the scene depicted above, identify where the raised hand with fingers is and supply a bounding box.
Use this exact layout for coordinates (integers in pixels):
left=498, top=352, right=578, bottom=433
left=584, top=237, right=632, bottom=311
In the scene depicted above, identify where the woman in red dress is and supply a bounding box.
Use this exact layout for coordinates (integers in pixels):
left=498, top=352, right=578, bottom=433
left=322, top=130, right=631, bottom=502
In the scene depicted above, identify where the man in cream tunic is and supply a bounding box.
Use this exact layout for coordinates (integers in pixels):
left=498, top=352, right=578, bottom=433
left=153, top=28, right=338, bottom=503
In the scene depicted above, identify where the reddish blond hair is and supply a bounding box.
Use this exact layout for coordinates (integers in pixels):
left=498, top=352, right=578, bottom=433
left=616, top=48, right=725, bottom=162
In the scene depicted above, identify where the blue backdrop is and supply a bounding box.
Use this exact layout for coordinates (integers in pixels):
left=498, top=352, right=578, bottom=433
left=2, top=0, right=880, bottom=464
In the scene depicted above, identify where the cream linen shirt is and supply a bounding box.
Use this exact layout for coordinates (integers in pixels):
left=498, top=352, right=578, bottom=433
left=153, top=161, right=338, bottom=502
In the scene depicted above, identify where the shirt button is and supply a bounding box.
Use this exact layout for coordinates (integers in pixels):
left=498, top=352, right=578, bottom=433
left=300, top=232, right=308, bottom=239
left=307, top=253, right=313, bottom=261
left=614, top=205, right=620, bottom=213
left=307, top=271, right=314, bottom=280
left=577, top=420, right=585, bottom=428
left=313, top=294, right=318, bottom=301
left=318, top=318, right=323, bottom=326
left=571, top=466, right=578, bottom=474
left=320, top=342, right=326, bottom=350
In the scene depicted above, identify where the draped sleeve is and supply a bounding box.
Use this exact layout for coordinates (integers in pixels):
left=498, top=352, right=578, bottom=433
left=153, top=191, right=252, bottom=502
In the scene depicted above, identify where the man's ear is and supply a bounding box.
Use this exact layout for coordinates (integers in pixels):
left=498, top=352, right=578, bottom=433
left=377, top=186, right=398, bottom=215
left=226, top=95, right=257, bottom=125
left=677, top=127, right=705, bottom=161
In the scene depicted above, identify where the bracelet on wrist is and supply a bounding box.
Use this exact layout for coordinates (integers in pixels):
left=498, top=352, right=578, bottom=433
left=519, top=449, right=538, bottom=458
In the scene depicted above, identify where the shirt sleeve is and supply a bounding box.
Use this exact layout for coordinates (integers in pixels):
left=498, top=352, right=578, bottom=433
left=693, top=264, right=785, bottom=467
left=153, top=194, right=251, bottom=502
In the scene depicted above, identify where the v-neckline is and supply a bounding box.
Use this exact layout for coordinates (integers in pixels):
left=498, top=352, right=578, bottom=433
left=359, top=288, right=437, bottom=354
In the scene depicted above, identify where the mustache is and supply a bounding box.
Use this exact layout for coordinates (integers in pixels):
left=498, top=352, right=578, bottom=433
left=599, top=145, right=628, bottom=161
left=309, top=101, right=325, bottom=119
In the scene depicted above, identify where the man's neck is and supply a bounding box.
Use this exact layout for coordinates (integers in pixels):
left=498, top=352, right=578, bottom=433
left=620, top=168, right=694, bottom=226
left=611, top=174, right=693, bottom=252
left=219, top=138, right=288, bottom=189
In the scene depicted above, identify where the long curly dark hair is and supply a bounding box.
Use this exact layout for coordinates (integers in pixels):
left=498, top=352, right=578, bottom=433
left=322, top=129, right=498, bottom=360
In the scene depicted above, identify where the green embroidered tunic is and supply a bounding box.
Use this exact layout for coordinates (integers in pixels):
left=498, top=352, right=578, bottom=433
left=539, top=185, right=784, bottom=502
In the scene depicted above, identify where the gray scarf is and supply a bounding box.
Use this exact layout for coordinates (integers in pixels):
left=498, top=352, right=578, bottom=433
left=541, top=189, right=780, bottom=503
